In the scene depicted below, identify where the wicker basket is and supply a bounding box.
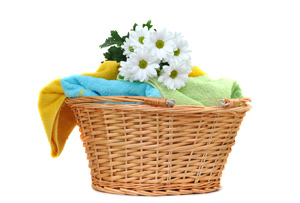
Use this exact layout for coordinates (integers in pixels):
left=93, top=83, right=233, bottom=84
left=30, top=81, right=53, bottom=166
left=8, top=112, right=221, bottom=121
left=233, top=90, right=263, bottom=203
left=66, top=96, right=251, bottom=196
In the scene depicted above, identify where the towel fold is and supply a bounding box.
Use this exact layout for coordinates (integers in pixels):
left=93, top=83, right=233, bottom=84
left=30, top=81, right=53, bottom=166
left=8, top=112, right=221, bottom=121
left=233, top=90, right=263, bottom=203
left=61, top=75, right=161, bottom=98
left=38, top=60, right=234, bottom=158
left=147, top=75, right=243, bottom=106
left=38, top=78, right=75, bottom=158
left=38, top=61, right=120, bottom=158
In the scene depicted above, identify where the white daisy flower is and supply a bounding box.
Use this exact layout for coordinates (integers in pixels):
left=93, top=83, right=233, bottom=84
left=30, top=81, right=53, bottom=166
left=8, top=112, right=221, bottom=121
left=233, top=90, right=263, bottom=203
left=166, top=32, right=191, bottom=63
left=121, top=38, right=135, bottom=57
left=185, top=57, right=193, bottom=69
left=119, top=61, right=134, bottom=82
left=158, top=61, right=192, bottom=90
left=124, top=50, right=160, bottom=82
left=144, top=28, right=176, bottom=60
left=129, top=25, right=149, bottom=51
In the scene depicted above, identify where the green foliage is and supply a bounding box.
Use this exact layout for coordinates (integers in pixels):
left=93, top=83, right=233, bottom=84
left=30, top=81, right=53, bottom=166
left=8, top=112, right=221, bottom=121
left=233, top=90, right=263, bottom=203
left=142, top=20, right=153, bottom=30
left=159, top=61, right=169, bottom=70
left=132, top=23, right=138, bottom=31
left=99, top=30, right=124, bottom=48
left=100, top=30, right=128, bottom=62
left=122, top=33, right=129, bottom=41
left=103, top=46, right=127, bottom=62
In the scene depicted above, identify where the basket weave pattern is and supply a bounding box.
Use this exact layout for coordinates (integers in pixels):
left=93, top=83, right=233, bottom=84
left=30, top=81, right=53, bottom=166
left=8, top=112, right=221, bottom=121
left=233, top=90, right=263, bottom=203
left=66, top=96, right=251, bottom=196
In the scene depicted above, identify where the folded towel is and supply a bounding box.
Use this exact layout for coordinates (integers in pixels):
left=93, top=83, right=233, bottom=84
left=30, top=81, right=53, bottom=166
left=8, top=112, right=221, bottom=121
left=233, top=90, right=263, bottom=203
left=60, top=65, right=206, bottom=99
left=38, top=61, right=120, bottom=158
left=147, top=75, right=243, bottom=106
left=61, top=75, right=161, bottom=98
left=38, top=59, right=230, bottom=158
left=188, top=66, right=207, bottom=77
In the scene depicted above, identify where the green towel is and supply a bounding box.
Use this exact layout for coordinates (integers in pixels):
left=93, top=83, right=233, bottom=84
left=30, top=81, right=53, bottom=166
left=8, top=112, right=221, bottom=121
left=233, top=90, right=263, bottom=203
left=147, top=75, right=243, bottom=106
left=117, top=74, right=243, bottom=107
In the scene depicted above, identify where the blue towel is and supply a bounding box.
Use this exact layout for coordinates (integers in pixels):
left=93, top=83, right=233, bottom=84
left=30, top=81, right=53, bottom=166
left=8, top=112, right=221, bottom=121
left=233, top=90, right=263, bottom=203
left=61, top=75, right=161, bottom=99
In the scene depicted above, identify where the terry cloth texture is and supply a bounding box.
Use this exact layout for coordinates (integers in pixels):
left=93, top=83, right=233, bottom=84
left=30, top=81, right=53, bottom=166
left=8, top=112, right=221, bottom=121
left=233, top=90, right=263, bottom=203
left=61, top=75, right=161, bottom=98
left=147, top=75, right=243, bottom=106
left=38, top=61, right=120, bottom=158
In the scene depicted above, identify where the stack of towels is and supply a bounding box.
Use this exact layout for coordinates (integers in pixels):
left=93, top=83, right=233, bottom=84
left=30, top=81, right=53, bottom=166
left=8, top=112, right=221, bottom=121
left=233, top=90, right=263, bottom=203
left=38, top=61, right=243, bottom=158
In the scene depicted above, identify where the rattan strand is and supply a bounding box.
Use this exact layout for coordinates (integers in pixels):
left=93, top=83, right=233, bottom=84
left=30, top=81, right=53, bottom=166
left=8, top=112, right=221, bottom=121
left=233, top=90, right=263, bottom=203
left=66, top=96, right=251, bottom=196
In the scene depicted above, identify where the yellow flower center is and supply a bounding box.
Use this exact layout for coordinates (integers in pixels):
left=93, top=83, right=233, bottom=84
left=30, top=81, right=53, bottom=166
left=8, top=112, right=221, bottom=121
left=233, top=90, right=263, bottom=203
left=139, top=37, right=145, bottom=44
left=129, top=46, right=134, bottom=52
left=156, top=40, right=164, bottom=49
left=170, top=70, right=178, bottom=79
left=139, top=60, right=148, bottom=69
left=174, top=49, right=180, bottom=56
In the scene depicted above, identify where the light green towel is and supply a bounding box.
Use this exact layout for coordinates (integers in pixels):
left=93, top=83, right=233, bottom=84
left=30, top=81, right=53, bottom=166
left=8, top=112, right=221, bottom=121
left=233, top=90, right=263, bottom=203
left=117, top=74, right=243, bottom=107
left=147, top=75, right=243, bottom=106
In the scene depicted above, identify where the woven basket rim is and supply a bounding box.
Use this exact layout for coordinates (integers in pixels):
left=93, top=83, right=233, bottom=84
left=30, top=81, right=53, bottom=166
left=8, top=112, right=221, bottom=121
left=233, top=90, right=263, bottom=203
left=66, top=96, right=252, bottom=114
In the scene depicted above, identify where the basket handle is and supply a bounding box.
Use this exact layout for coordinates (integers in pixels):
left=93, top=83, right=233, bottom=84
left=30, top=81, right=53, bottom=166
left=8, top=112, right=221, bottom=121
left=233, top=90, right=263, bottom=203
left=66, top=96, right=176, bottom=108
left=67, top=96, right=251, bottom=108
left=218, top=97, right=252, bottom=108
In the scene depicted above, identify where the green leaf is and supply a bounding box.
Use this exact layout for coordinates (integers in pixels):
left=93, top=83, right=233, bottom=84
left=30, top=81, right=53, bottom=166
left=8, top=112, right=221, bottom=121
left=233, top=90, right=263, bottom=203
left=103, top=46, right=127, bottom=62
left=99, top=37, right=116, bottom=48
left=110, top=30, right=123, bottom=44
left=103, top=52, right=112, bottom=59
left=99, top=30, right=125, bottom=48
left=143, top=20, right=153, bottom=30
left=132, top=23, right=138, bottom=31
left=159, top=61, right=169, bottom=70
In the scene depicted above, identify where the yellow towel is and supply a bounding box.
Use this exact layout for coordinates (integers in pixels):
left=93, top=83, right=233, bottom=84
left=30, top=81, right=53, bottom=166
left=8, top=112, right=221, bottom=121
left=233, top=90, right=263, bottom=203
left=38, top=61, right=120, bottom=158
left=38, top=61, right=205, bottom=158
left=189, top=66, right=207, bottom=77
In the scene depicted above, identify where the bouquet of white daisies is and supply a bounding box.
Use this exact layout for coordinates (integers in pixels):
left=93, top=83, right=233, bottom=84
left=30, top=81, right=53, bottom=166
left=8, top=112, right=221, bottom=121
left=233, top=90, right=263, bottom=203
left=99, top=20, right=192, bottom=90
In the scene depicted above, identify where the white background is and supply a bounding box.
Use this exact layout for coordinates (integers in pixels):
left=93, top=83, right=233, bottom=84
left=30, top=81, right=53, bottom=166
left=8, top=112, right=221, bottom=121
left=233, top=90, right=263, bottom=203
left=1, top=0, right=300, bottom=202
